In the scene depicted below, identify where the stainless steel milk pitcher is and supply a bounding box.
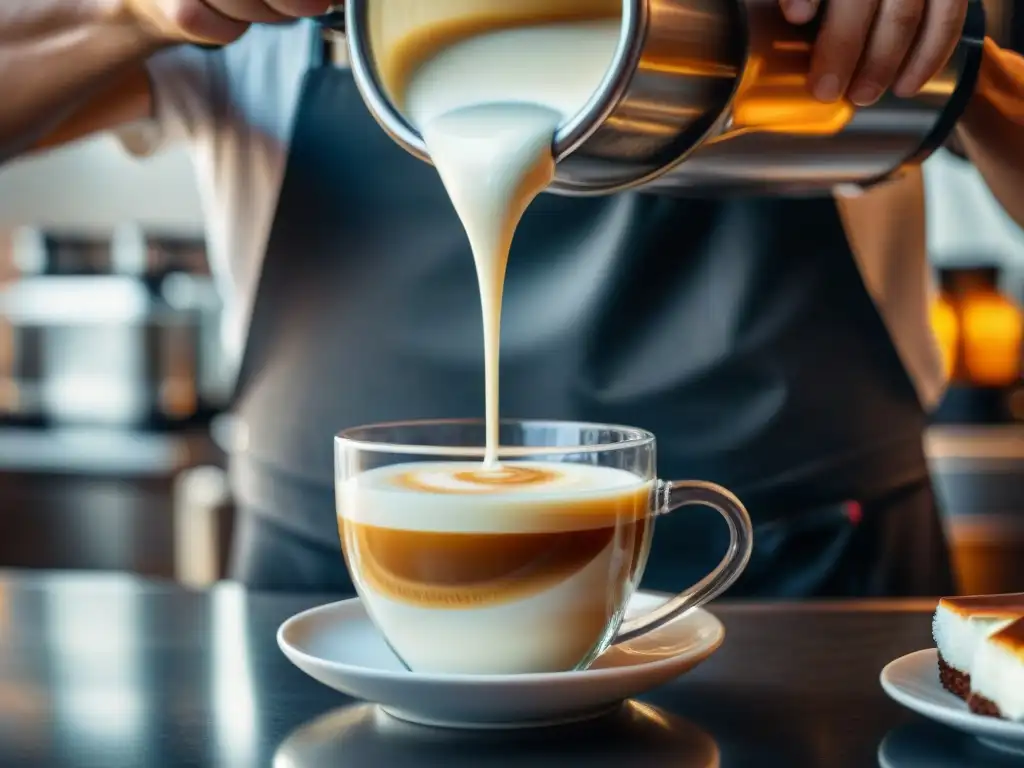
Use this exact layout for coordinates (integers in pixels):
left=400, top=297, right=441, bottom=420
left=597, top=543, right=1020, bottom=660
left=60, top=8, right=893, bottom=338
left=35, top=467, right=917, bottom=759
left=335, top=0, right=986, bottom=196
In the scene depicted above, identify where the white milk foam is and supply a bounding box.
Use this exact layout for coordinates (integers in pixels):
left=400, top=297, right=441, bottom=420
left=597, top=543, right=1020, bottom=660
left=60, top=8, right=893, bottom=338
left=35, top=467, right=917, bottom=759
left=402, top=19, right=621, bottom=466
left=972, top=635, right=1024, bottom=721
left=338, top=462, right=650, bottom=534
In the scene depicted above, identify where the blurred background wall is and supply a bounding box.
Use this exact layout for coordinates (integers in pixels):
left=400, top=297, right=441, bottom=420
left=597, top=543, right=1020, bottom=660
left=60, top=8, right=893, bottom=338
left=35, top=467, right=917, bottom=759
left=0, top=136, right=204, bottom=235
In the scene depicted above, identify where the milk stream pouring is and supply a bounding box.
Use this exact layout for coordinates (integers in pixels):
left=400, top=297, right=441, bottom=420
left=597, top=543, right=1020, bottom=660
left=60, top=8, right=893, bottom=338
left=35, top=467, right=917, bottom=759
left=400, top=19, right=621, bottom=464
left=330, top=0, right=986, bottom=196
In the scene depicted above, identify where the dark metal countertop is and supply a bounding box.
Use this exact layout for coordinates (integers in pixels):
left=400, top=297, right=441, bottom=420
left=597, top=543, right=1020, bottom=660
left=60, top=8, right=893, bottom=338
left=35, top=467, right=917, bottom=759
left=0, top=572, right=1014, bottom=768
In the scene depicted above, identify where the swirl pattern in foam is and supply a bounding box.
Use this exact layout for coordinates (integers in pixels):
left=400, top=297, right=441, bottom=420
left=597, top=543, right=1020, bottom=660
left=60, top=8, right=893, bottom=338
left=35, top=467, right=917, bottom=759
left=338, top=461, right=651, bottom=533
left=398, top=463, right=605, bottom=493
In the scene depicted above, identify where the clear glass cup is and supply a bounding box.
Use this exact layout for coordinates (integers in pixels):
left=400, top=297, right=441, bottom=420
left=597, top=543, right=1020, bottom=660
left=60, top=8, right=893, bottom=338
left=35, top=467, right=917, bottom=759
left=335, top=418, right=753, bottom=675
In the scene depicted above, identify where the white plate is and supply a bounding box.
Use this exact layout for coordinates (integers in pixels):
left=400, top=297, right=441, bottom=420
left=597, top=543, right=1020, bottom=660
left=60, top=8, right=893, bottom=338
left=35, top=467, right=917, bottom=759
left=278, top=591, right=724, bottom=729
left=880, top=649, right=1024, bottom=757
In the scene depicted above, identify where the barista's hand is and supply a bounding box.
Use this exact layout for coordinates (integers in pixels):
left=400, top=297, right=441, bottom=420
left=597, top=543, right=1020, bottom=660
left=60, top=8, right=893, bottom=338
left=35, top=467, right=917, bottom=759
left=121, top=0, right=332, bottom=46
left=779, top=0, right=969, bottom=106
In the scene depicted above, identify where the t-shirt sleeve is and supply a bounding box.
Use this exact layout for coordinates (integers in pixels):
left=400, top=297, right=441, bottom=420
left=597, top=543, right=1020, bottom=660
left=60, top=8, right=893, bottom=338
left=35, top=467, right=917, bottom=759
left=116, top=44, right=228, bottom=157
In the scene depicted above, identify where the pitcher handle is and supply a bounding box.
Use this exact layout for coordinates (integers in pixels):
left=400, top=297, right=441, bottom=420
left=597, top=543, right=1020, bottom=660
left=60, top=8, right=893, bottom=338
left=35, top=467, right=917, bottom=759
left=316, top=5, right=347, bottom=32
left=614, top=480, right=754, bottom=644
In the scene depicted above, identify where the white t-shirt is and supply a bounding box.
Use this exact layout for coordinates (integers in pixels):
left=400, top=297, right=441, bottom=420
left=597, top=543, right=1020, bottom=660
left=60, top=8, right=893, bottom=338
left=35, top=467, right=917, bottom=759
left=123, top=20, right=948, bottom=409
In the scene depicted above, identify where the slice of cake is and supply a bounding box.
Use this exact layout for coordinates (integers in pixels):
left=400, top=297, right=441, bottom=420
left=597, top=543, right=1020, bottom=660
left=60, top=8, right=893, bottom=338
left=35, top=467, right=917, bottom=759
left=969, top=618, right=1024, bottom=721
left=932, top=593, right=1024, bottom=700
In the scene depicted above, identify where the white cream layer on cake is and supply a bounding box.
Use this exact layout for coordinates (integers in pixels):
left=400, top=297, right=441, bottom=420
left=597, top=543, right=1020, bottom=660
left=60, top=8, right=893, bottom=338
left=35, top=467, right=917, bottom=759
left=932, top=592, right=1024, bottom=720
left=971, top=619, right=1024, bottom=721
left=932, top=595, right=1021, bottom=676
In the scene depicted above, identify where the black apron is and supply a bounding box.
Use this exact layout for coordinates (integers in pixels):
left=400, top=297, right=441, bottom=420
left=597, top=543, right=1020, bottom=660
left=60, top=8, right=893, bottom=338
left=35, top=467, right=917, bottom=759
left=227, top=28, right=954, bottom=599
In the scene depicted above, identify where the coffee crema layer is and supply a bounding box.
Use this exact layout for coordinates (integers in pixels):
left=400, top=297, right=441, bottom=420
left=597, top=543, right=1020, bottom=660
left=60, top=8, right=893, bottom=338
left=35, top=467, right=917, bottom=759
left=338, top=462, right=651, bottom=609
left=347, top=523, right=645, bottom=609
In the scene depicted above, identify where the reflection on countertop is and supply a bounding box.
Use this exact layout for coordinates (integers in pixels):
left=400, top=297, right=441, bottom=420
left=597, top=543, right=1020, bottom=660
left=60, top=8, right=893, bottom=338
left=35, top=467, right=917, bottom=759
left=879, top=721, right=1024, bottom=768
left=274, top=702, right=720, bottom=768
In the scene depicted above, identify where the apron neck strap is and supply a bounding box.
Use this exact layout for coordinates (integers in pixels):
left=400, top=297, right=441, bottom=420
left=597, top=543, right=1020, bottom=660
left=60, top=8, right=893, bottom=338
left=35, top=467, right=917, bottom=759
left=314, top=23, right=337, bottom=70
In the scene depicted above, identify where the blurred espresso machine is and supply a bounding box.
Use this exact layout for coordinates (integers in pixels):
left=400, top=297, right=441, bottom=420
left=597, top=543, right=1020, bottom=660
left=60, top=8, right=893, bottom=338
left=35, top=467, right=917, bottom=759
left=0, top=225, right=230, bottom=428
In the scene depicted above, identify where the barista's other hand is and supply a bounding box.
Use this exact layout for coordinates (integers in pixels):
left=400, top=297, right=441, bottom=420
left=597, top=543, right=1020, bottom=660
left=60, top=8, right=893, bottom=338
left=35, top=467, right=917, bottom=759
left=779, top=0, right=969, bottom=106
left=121, top=0, right=332, bottom=46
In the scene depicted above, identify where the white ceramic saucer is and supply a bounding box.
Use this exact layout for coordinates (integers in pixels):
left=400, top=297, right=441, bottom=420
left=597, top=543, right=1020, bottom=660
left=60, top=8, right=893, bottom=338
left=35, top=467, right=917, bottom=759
left=880, top=649, right=1024, bottom=757
left=278, top=591, right=724, bottom=729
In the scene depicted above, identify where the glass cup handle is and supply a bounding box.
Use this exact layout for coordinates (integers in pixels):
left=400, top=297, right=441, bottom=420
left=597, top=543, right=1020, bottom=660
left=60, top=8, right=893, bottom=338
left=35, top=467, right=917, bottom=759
left=614, top=480, right=754, bottom=644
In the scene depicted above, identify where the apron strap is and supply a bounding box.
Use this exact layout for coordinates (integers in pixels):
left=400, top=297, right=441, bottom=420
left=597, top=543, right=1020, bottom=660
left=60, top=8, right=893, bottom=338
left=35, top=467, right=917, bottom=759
left=315, top=16, right=341, bottom=70
left=229, top=21, right=336, bottom=409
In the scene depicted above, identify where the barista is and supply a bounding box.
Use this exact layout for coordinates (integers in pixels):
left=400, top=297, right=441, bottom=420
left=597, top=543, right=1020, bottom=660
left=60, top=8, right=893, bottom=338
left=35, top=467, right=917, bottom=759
left=3, top=0, right=1024, bottom=597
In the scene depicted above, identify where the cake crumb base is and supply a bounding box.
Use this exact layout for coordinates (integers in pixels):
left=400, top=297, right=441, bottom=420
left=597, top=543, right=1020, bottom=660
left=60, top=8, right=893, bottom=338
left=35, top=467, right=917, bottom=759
left=938, top=654, right=971, bottom=700
left=968, top=693, right=1002, bottom=719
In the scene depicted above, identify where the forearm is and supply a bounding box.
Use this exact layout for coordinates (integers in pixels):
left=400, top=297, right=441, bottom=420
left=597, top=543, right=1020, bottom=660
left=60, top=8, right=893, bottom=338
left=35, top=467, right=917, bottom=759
left=0, top=1, right=160, bottom=161
left=957, top=39, right=1024, bottom=228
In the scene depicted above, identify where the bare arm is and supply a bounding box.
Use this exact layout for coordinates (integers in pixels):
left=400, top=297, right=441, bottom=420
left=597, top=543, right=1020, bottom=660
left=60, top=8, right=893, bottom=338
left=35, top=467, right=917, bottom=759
left=0, top=2, right=161, bottom=160
left=1, top=0, right=328, bottom=162
left=957, top=39, right=1024, bottom=229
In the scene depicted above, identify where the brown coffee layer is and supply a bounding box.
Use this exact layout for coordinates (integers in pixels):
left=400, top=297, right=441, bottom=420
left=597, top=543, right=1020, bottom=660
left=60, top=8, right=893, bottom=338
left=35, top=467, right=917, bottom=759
left=938, top=654, right=970, bottom=700
left=342, top=519, right=647, bottom=609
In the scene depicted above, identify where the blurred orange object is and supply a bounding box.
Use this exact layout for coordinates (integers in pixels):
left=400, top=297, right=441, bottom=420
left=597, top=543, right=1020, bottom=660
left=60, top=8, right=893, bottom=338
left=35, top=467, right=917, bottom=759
left=961, top=291, right=1023, bottom=385
left=934, top=267, right=1023, bottom=387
